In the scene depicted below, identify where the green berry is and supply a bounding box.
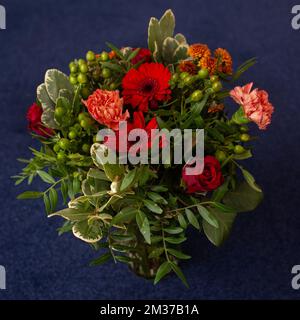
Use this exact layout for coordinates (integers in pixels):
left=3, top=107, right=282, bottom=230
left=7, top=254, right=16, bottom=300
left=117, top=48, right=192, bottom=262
left=215, top=150, right=226, bottom=162
left=198, top=68, right=209, bottom=79
left=80, top=119, right=90, bottom=129
left=183, top=75, right=194, bottom=86
left=212, top=81, right=222, bottom=92
left=81, top=87, right=91, bottom=99
left=69, top=62, right=78, bottom=73
left=92, top=69, right=101, bottom=80
left=109, top=82, right=118, bottom=90
left=210, top=75, right=219, bottom=83
left=171, top=73, right=179, bottom=82
left=240, top=133, right=250, bottom=142
left=78, top=59, right=86, bottom=65
left=79, top=63, right=88, bottom=73
left=53, top=144, right=60, bottom=153
left=54, top=107, right=65, bottom=118
left=102, top=68, right=111, bottom=79
left=234, top=145, right=245, bottom=154
left=59, top=138, right=70, bottom=150
left=240, top=126, right=249, bottom=132
left=78, top=112, right=88, bottom=121
left=180, top=72, right=189, bottom=80
left=86, top=51, right=95, bottom=61
left=68, top=131, right=77, bottom=140
left=82, top=144, right=90, bottom=153
left=69, top=75, right=78, bottom=85
left=57, top=151, right=66, bottom=162
left=100, top=52, right=109, bottom=62
left=206, top=88, right=214, bottom=94
left=77, top=73, right=88, bottom=84
left=191, top=90, right=203, bottom=102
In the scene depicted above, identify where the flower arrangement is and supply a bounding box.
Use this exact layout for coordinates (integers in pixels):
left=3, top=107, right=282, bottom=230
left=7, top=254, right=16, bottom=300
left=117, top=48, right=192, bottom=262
left=15, top=10, right=274, bottom=287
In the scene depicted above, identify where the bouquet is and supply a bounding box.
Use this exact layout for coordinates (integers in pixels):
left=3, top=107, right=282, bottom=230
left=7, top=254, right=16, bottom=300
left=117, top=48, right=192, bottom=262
left=15, top=10, right=274, bottom=287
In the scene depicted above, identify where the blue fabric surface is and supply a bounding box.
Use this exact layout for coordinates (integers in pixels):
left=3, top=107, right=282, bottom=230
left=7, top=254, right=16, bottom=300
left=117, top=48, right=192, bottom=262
left=0, top=0, right=300, bottom=300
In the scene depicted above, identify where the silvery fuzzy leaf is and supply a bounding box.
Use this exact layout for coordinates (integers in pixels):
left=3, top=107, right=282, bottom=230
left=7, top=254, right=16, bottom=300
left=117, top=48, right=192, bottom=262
left=148, top=17, right=161, bottom=53
left=162, top=37, right=179, bottom=64
left=159, top=9, right=175, bottom=40
left=173, top=44, right=189, bottom=63
left=174, top=33, right=187, bottom=45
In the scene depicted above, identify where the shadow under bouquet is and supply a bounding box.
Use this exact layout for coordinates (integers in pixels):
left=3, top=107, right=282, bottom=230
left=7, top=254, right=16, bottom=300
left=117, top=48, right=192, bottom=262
left=15, top=10, right=274, bottom=286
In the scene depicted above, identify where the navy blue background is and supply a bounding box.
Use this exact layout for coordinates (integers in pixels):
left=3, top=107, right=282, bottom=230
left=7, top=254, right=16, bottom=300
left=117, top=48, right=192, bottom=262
left=0, top=0, right=299, bottom=300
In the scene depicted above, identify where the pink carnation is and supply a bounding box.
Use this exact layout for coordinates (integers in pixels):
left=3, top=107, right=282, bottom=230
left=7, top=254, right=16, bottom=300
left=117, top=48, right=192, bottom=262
left=82, top=89, right=129, bottom=130
left=230, top=83, right=274, bottom=130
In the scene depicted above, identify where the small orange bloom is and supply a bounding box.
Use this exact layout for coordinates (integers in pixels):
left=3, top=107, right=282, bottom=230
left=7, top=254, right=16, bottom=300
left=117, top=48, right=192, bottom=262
left=214, top=48, right=233, bottom=75
left=188, top=43, right=211, bottom=60
left=179, top=60, right=197, bottom=75
left=109, top=51, right=117, bottom=59
left=199, top=56, right=217, bottom=75
left=208, top=103, right=225, bottom=114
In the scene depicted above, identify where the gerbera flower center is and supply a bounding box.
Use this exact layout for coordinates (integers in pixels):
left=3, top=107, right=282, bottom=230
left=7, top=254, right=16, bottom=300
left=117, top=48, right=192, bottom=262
left=140, top=78, right=158, bottom=95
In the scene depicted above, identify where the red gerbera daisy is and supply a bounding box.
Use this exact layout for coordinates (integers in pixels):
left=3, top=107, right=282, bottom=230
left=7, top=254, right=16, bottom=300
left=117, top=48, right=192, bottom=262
left=122, top=62, right=171, bottom=112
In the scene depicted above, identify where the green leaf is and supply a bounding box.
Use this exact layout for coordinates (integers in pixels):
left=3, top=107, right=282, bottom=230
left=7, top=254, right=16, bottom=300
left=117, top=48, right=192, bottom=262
left=203, top=208, right=237, bottom=247
left=143, top=199, right=163, bottom=214
left=136, top=210, right=151, bottom=244
left=165, top=237, right=187, bottom=244
left=17, top=191, right=44, bottom=200
left=127, top=48, right=140, bottom=62
left=37, top=83, right=57, bottom=129
left=87, top=168, right=110, bottom=181
left=120, top=168, right=137, bottom=192
left=191, top=94, right=209, bottom=115
left=223, top=181, right=263, bottom=213
left=115, top=255, right=132, bottom=264
left=177, top=213, right=187, bottom=229
left=164, top=227, right=184, bottom=235
left=147, top=192, right=168, bottom=205
left=197, top=205, right=219, bottom=228
left=45, top=69, right=73, bottom=103
left=185, top=208, right=200, bottom=230
left=49, top=188, right=58, bottom=211
left=105, top=42, right=125, bottom=59
left=211, top=202, right=236, bottom=213
left=43, top=193, right=51, bottom=214
left=167, top=248, right=191, bottom=260
left=61, top=180, right=68, bottom=204
left=48, top=208, right=91, bottom=221
left=154, top=261, right=172, bottom=285
left=212, top=178, right=229, bottom=202
left=241, top=168, right=262, bottom=193
left=72, top=219, right=102, bottom=243
left=170, top=262, right=189, bottom=288
left=89, top=252, right=112, bottom=266
left=111, top=207, right=138, bottom=225
left=101, top=61, right=124, bottom=73
left=151, top=185, right=168, bottom=192
left=233, top=150, right=252, bottom=160
left=37, top=170, right=56, bottom=184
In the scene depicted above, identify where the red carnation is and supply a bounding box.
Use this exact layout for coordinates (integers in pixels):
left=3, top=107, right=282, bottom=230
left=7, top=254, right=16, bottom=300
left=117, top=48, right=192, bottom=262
left=122, top=63, right=171, bottom=112
left=131, top=48, right=152, bottom=65
left=182, top=156, right=224, bottom=193
left=26, top=103, right=53, bottom=137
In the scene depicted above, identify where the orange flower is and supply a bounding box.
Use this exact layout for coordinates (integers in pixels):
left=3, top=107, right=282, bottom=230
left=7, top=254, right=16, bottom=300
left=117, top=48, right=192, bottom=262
left=199, top=56, right=217, bottom=75
left=179, top=60, right=197, bottom=75
left=208, top=103, right=225, bottom=114
left=109, top=51, right=117, bottom=59
left=214, top=48, right=233, bottom=74
left=82, top=89, right=129, bottom=130
left=188, top=43, right=211, bottom=60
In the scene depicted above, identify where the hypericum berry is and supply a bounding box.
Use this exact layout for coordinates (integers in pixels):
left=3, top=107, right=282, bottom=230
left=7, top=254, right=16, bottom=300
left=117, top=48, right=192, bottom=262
left=198, top=68, right=209, bottom=79
left=57, top=151, right=66, bottom=161
left=80, top=119, right=90, bottom=129
left=180, top=72, right=189, bottom=80
left=79, top=63, right=88, bottom=74
left=53, top=144, right=60, bottom=153
left=109, top=82, right=118, bottom=90
left=77, top=73, right=88, bottom=84
left=92, top=69, right=101, bottom=80
left=81, top=87, right=91, bottom=99
left=100, top=52, right=109, bottom=62
left=171, top=73, right=179, bottom=82
left=78, top=112, right=88, bottom=122
left=54, top=107, right=65, bottom=118
left=234, top=145, right=245, bottom=154
left=69, top=62, right=78, bottom=73
left=73, top=123, right=82, bottom=132
left=68, top=131, right=77, bottom=140
left=215, top=150, right=226, bottom=162
left=86, top=51, right=95, bottom=61
left=183, top=75, right=194, bottom=86
left=102, top=68, right=111, bottom=79
left=240, top=133, right=250, bottom=142
left=210, top=75, right=219, bottom=83
left=191, top=90, right=203, bottom=102
left=82, top=144, right=90, bottom=153
left=59, top=139, right=70, bottom=150
left=69, top=75, right=78, bottom=85
left=212, top=81, right=222, bottom=92
left=78, top=59, right=86, bottom=65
